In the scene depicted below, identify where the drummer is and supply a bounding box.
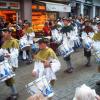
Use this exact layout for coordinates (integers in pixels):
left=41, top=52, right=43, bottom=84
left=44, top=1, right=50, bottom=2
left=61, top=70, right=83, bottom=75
left=92, top=22, right=100, bottom=85
left=32, top=38, right=61, bottom=86
left=22, top=21, right=35, bottom=64
left=2, top=28, right=19, bottom=71
left=61, top=18, right=74, bottom=73
left=1, top=28, right=19, bottom=100
left=81, top=20, right=94, bottom=67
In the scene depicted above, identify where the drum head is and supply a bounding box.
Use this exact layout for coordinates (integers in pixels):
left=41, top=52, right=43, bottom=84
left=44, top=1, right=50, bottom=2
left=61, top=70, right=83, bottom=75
left=21, top=46, right=31, bottom=51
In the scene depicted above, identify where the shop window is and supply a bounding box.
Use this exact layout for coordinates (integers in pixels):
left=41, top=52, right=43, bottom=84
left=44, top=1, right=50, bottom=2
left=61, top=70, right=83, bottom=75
left=0, top=2, right=6, bottom=7
left=38, top=6, right=46, bottom=10
left=32, top=5, right=37, bottom=10
left=0, top=10, right=16, bottom=22
left=32, top=12, right=47, bottom=32
left=10, top=3, right=19, bottom=7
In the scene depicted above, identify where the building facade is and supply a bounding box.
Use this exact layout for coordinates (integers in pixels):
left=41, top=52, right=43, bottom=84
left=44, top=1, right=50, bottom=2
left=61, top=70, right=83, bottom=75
left=0, top=0, right=71, bottom=32
left=0, top=0, right=100, bottom=32
left=71, top=0, right=100, bottom=18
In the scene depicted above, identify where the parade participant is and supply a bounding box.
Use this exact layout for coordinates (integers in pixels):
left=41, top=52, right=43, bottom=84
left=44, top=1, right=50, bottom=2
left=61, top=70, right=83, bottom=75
left=21, top=21, right=35, bottom=64
left=2, top=28, right=19, bottom=71
left=23, top=21, right=35, bottom=45
left=92, top=22, right=100, bottom=85
left=32, top=38, right=61, bottom=86
left=92, top=22, right=98, bottom=33
left=61, top=18, right=74, bottom=73
left=1, top=28, right=19, bottom=100
left=81, top=20, right=94, bottom=67
left=93, top=22, right=100, bottom=41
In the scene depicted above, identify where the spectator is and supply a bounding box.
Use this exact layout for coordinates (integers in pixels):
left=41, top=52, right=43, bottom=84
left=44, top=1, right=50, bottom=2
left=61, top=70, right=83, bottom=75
left=43, top=22, right=51, bottom=36
left=73, top=84, right=100, bottom=100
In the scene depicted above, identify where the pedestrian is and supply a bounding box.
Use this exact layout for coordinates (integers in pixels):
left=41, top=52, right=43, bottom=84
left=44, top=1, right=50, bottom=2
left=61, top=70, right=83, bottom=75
left=1, top=28, right=19, bottom=100
left=61, top=18, right=74, bottom=73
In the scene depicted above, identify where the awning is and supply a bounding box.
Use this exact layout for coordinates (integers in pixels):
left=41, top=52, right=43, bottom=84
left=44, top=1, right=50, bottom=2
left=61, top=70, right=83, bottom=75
left=43, top=2, right=71, bottom=12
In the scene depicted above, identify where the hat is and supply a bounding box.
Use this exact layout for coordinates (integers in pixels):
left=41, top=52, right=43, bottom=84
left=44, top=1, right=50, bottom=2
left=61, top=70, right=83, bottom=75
left=62, top=17, right=71, bottom=21
left=38, top=37, right=49, bottom=44
left=24, top=21, right=31, bottom=25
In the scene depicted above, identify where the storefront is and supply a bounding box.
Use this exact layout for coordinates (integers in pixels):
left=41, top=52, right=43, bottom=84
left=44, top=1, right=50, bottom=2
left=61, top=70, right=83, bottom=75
left=32, top=2, right=47, bottom=32
left=0, top=1, right=20, bottom=23
left=45, top=2, right=71, bottom=18
left=31, top=1, right=71, bottom=33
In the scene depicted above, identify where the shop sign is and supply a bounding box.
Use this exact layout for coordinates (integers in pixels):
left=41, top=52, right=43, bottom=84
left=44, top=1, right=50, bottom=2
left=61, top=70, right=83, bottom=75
left=46, top=2, right=71, bottom=12
left=32, top=4, right=46, bottom=11
left=0, top=2, right=7, bottom=8
left=0, top=1, right=20, bottom=9
left=9, top=2, right=20, bottom=9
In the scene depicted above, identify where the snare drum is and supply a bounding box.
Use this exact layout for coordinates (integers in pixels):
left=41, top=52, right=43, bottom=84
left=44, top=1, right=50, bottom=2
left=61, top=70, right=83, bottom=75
left=57, top=43, right=74, bottom=57
left=94, top=51, right=100, bottom=63
left=0, top=61, right=15, bottom=82
left=19, top=38, right=31, bottom=50
left=26, top=76, right=54, bottom=98
left=51, top=29, right=62, bottom=44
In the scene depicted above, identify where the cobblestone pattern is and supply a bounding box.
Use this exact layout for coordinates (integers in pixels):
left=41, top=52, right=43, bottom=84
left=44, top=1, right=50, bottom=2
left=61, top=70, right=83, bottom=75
left=53, top=73, right=100, bottom=100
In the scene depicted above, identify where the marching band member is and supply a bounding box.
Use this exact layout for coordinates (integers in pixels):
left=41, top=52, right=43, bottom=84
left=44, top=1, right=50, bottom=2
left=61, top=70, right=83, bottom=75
left=81, top=21, right=94, bottom=67
left=92, top=22, right=100, bottom=85
left=1, top=28, right=19, bottom=100
left=32, top=38, right=61, bottom=86
left=61, top=18, right=74, bottom=73
left=21, top=21, right=35, bottom=64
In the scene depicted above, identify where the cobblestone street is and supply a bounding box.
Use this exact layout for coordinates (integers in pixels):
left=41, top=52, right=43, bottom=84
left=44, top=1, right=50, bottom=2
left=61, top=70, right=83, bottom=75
left=0, top=49, right=100, bottom=100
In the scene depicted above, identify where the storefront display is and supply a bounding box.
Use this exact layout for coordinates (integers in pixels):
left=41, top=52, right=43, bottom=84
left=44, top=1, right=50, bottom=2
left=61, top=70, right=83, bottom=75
left=0, top=10, right=16, bottom=22
left=32, top=4, right=47, bottom=33
left=32, top=3, right=58, bottom=33
left=32, top=11, right=47, bottom=32
left=0, top=1, right=20, bottom=22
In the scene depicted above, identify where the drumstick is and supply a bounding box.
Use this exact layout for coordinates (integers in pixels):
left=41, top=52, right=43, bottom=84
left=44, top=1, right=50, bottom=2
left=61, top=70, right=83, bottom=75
left=35, top=56, right=46, bottom=62
left=35, top=56, right=53, bottom=63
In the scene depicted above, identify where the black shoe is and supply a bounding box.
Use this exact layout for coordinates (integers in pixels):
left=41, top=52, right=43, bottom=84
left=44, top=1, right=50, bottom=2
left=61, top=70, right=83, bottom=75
left=6, top=93, right=19, bottom=100
left=26, top=60, right=33, bottom=64
left=64, top=68, right=73, bottom=73
left=12, top=68, right=17, bottom=72
left=96, top=80, right=100, bottom=85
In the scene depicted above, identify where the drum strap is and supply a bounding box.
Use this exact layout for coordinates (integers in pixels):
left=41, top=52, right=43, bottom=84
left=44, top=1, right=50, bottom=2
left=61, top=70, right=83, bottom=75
left=0, top=55, right=4, bottom=62
left=7, top=48, right=11, bottom=53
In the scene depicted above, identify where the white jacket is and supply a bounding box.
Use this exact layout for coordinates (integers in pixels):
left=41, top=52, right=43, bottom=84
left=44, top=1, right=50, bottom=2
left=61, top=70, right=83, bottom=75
left=33, top=58, right=61, bottom=83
